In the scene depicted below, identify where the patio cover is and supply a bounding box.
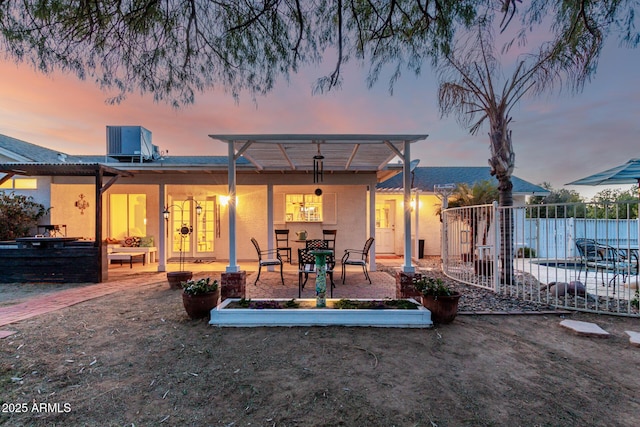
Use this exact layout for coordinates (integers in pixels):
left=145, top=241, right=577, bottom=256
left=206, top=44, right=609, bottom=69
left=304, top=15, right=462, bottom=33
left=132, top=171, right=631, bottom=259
left=209, top=134, right=429, bottom=274
left=209, top=134, right=428, bottom=181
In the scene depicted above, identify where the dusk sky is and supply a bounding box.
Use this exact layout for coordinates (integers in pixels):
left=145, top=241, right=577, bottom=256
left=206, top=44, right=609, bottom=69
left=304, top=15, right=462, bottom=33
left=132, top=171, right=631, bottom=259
left=0, top=35, right=638, bottom=200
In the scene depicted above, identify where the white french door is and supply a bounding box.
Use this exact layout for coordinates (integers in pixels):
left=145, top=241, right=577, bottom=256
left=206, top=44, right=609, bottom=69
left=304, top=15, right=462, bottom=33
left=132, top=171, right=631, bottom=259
left=375, top=200, right=395, bottom=253
left=169, top=197, right=217, bottom=259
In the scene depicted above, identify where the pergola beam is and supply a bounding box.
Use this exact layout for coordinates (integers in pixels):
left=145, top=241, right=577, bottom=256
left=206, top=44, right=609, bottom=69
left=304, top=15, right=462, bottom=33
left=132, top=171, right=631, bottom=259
left=345, top=144, right=360, bottom=170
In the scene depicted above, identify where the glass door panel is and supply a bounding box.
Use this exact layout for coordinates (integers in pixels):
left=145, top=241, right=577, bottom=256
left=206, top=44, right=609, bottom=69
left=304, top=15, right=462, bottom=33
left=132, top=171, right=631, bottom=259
left=196, top=198, right=215, bottom=254
left=171, top=200, right=191, bottom=257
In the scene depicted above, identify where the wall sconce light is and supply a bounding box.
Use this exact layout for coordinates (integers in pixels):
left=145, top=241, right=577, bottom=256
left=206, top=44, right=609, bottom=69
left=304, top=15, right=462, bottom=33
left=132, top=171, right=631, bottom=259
left=220, top=195, right=238, bottom=207
left=163, top=200, right=203, bottom=235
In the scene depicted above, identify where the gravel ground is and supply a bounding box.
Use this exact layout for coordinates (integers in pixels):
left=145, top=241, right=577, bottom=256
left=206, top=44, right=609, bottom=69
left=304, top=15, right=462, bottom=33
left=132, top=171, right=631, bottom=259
left=379, top=257, right=557, bottom=314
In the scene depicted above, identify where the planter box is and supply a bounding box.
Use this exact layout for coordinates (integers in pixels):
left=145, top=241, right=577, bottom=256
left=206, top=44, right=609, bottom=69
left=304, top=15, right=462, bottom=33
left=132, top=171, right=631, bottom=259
left=209, top=298, right=433, bottom=328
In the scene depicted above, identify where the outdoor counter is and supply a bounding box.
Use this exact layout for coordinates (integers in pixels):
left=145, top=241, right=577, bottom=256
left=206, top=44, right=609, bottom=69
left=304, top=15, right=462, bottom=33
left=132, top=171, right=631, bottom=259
left=16, top=237, right=80, bottom=248
left=0, top=243, right=107, bottom=283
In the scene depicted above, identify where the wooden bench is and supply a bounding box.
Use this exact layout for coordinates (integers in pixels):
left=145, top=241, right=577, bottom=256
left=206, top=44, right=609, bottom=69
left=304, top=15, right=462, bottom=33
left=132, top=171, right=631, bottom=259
left=108, top=252, right=146, bottom=268
left=107, top=245, right=157, bottom=263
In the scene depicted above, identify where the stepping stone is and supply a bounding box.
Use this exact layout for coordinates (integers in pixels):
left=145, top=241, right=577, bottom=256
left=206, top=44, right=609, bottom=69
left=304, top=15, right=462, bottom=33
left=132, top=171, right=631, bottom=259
left=625, top=331, right=640, bottom=347
left=0, top=330, right=17, bottom=339
left=560, top=319, right=610, bottom=338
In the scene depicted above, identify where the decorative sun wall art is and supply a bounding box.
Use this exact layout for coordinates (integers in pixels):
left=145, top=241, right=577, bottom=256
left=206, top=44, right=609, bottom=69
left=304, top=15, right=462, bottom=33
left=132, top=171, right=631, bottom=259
left=75, top=194, right=89, bottom=215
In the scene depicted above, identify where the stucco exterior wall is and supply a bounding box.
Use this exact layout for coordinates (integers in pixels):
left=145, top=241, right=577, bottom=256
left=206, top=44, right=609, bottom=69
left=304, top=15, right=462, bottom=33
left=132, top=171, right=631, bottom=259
left=50, top=183, right=95, bottom=240
left=270, top=185, right=368, bottom=261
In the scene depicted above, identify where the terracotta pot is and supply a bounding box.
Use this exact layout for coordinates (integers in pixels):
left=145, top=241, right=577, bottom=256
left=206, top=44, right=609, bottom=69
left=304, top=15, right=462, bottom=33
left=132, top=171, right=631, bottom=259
left=167, top=271, right=193, bottom=290
left=182, top=290, right=220, bottom=319
left=421, top=292, right=461, bottom=324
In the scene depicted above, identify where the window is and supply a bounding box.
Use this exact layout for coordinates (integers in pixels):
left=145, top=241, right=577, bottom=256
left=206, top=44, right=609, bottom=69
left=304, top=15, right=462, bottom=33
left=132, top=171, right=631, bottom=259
left=285, top=194, right=323, bottom=222
left=14, top=178, right=38, bottom=189
left=109, top=194, right=147, bottom=239
left=0, top=178, right=37, bottom=189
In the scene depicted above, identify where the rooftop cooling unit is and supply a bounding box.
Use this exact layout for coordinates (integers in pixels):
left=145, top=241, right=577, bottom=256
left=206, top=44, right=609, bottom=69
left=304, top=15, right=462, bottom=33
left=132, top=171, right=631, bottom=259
left=106, top=126, right=154, bottom=162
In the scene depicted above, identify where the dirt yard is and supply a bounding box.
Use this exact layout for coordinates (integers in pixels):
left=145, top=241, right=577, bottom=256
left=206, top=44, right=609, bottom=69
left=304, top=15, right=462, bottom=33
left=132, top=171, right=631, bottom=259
left=1, top=277, right=640, bottom=426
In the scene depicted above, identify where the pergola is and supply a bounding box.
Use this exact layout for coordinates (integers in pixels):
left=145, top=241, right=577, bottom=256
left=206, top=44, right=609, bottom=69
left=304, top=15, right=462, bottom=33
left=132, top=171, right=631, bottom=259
left=0, top=163, right=133, bottom=282
left=0, top=162, right=133, bottom=244
left=208, top=134, right=429, bottom=274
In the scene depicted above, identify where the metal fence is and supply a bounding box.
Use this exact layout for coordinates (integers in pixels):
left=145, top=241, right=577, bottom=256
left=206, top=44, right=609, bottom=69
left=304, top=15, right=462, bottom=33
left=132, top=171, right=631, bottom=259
left=442, top=201, right=640, bottom=317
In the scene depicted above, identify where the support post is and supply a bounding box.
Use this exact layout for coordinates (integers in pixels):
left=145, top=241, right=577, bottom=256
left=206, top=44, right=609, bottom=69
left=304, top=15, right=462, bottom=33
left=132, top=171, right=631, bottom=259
left=402, top=141, right=415, bottom=273
left=158, top=184, right=166, bottom=272
left=227, top=141, right=239, bottom=272
left=95, top=168, right=105, bottom=281
left=267, top=184, right=274, bottom=272
left=368, top=182, right=377, bottom=272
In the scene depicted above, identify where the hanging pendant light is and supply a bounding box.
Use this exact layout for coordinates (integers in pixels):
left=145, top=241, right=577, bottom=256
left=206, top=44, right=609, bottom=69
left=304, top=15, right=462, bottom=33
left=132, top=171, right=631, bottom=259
left=313, top=144, right=324, bottom=183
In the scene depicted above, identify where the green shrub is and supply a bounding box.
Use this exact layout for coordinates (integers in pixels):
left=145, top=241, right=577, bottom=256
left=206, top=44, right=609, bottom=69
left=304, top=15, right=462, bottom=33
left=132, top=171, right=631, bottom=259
left=412, top=277, right=455, bottom=296
left=517, top=246, right=536, bottom=258
left=0, top=192, right=48, bottom=240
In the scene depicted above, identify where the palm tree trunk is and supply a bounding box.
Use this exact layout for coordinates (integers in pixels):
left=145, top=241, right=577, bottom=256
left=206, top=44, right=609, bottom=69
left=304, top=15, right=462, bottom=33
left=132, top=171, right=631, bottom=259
left=498, top=184, right=514, bottom=285
left=489, top=122, right=516, bottom=285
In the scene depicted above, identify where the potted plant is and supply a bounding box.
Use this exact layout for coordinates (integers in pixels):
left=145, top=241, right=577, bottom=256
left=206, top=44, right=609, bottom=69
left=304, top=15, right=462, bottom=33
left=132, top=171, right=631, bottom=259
left=413, top=277, right=461, bottom=324
left=181, top=277, right=220, bottom=319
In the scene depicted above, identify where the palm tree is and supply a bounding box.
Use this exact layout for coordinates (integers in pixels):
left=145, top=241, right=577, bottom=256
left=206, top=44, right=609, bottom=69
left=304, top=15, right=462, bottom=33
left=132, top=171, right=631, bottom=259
left=437, top=16, right=568, bottom=283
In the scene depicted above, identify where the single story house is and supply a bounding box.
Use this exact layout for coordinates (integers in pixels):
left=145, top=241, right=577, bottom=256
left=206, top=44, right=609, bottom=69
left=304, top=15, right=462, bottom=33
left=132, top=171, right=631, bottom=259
left=0, top=130, right=547, bottom=281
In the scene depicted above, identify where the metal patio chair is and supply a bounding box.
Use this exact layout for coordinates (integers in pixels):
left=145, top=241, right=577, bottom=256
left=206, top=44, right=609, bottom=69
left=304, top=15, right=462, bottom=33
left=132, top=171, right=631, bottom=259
left=341, top=237, right=374, bottom=284
left=575, top=238, right=637, bottom=294
left=250, top=237, right=285, bottom=286
left=275, top=229, right=292, bottom=264
left=297, top=247, right=335, bottom=298
left=322, top=229, right=337, bottom=253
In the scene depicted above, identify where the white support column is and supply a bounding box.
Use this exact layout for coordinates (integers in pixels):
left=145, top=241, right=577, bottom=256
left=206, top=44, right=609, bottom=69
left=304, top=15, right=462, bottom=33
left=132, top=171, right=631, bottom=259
left=403, top=141, right=415, bottom=273
left=267, top=184, right=275, bottom=272
left=158, top=184, right=166, bottom=272
left=227, top=142, right=240, bottom=272
left=368, top=182, right=376, bottom=272
left=414, top=190, right=420, bottom=261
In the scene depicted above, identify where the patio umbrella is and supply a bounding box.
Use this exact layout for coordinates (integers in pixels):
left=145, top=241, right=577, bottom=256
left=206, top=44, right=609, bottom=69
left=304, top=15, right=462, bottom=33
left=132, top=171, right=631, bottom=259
left=567, top=158, right=640, bottom=251
left=567, top=158, right=640, bottom=188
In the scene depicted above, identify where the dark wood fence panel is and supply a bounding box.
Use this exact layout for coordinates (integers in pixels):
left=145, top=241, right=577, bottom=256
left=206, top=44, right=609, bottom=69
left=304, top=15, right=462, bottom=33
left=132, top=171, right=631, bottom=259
left=0, top=246, right=105, bottom=283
